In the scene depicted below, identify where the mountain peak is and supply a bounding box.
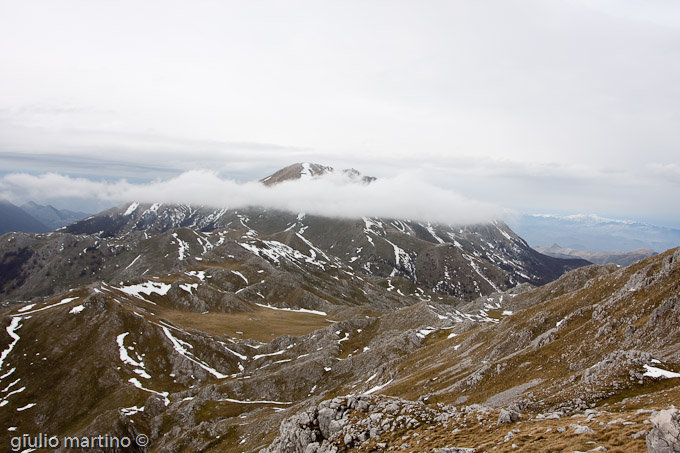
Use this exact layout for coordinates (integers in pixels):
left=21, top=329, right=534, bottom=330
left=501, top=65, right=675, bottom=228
left=260, top=162, right=376, bottom=186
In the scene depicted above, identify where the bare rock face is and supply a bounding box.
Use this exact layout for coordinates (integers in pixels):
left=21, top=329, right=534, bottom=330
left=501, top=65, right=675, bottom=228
left=497, top=408, right=521, bottom=425
left=647, top=409, right=680, bottom=453
left=262, top=395, right=446, bottom=452
left=267, top=407, right=322, bottom=453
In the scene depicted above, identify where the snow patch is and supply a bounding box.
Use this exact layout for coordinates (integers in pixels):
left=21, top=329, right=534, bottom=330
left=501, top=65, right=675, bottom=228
left=220, top=397, right=292, bottom=405
left=128, top=378, right=170, bottom=406
left=643, top=365, right=680, bottom=379
left=0, top=317, right=22, bottom=371
left=232, top=270, right=248, bottom=284
left=364, top=378, right=394, bottom=395
left=69, top=305, right=85, bottom=314
left=117, top=281, right=170, bottom=302
left=11, top=297, right=79, bottom=316
left=162, top=327, right=228, bottom=379
left=16, top=403, right=36, bottom=411
left=123, top=202, right=139, bottom=216
left=253, top=302, right=327, bottom=316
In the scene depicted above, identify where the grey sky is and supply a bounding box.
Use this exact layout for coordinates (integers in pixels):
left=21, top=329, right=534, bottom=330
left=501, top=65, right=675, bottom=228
left=0, top=1, right=678, bottom=226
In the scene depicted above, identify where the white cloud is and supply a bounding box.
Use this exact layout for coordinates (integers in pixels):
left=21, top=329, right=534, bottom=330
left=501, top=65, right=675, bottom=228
left=0, top=171, right=499, bottom=225
left=647, top=163, right=680, bottom=185
left=1, top=1, right=679, bottom=227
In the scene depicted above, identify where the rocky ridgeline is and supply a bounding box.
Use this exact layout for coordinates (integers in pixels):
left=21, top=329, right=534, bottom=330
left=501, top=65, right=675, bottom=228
left=264, top=395, right=680, bottom=452
left=262, top=395, right=456, bottom=452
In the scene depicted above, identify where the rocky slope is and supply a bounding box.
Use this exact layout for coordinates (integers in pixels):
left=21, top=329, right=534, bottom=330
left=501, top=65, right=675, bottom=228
left=264, top=247, right=680, bottom=452
left=1, top=196, right=587, bottom=304
left=0, top=241, right=678, bottom=451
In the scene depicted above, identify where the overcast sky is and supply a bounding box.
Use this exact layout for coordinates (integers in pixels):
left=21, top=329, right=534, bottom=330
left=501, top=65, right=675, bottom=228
left=0, top=0, right=679, bottom=227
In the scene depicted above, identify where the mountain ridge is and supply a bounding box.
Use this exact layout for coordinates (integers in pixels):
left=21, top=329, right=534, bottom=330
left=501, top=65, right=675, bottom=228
left=507, top=213, right=680, bottom=253
left=0, top=199, right=49, bottom=235
left=20, top=201, right=90, bottom=230
left=260, top=162, right=376, bottom=186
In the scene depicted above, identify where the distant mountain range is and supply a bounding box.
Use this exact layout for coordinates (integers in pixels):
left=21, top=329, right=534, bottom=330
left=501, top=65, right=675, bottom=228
left=0, top=199, right=49, bottom=235
left=535, top=243, right=657, bottom=266
left=20, top=201, right=90, bottom=230
left=506, top=213, right=680, bottom=253
left=0, top=199, right=89, bottom=235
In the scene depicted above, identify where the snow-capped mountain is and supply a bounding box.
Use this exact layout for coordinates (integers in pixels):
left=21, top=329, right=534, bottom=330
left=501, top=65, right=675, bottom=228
left=0, top=161, right=587, bottom=304
left=260, top=162, right=376, bottom=186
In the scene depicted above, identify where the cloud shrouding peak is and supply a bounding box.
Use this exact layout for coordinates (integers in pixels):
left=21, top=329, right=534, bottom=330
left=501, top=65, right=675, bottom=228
left=0, top=170, right=498, bottom=225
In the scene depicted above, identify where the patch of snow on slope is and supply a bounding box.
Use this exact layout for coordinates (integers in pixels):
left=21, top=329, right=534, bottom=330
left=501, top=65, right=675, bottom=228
left=186, top=270, right=206, bottom=280
left=364, top=378, right=394, bottom=395
left=462, top=254, right=500, bottom=292
left=0, top=317, right=22, bottom=371
left=232, top=270, right=248, bottom=284
left=11, top=297, right=79, bottom=316
left=120, top=406, right=145, bottom=416
left=123, top=202, right=139, bottom=216
left=69, top=305, right=85, bottom=314
left=384, top=238, right=416, bottom=278
left=643, top=365, right=680, bottom=379
left=117, top=281, right=170, bottom=302
left=172, top=232, right=189, bottom=260
left=124, top=254, right=142, bottom=270
left=179, top=283, right=198, bottom=294
left=362, top=217, right=384, bottom=235
left=220, top=397, right=291, bottom=405
left=16, top=403, right=36, bottom=411
left=416, top=327, right=436, bottom=339
left=423, top=222, right=445, bottom=244
left=494, top=222, right=515, bottom=242
left=128, top=378, right=169, bottom=406
left=161, top=327, right=227, bottom=379
left=295, top=232, right=331, bottom=268
left=239, top=239, right=325, bottom=269
left=220, top=342, right=247, bottom=360
left=253, top=302, right=327, bottom=316
left=117, top=333, right=145, bottom=368
left=253, top=349, right=286, bottom=360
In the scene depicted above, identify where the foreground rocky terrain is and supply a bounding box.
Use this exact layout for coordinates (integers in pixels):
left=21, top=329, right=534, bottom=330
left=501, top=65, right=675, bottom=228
left=265, top=247, right=680, bottom=452
left=0, top=164, right=677, bottom=452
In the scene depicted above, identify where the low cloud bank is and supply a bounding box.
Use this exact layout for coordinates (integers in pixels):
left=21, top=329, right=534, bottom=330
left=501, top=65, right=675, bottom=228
left=0, top=171, right=499, bottom=225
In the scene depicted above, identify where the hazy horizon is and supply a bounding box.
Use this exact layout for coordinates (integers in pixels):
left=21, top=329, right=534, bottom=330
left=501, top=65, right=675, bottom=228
left=1, top=1, right=679, bottom=228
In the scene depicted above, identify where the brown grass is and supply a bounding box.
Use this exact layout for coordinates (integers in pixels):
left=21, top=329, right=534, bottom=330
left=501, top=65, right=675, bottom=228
left=156, top=305, right=334, bottom=342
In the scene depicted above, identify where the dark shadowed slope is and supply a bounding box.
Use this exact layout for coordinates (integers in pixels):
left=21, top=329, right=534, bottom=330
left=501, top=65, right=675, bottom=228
left=0, top=199, right=49, bottom=235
